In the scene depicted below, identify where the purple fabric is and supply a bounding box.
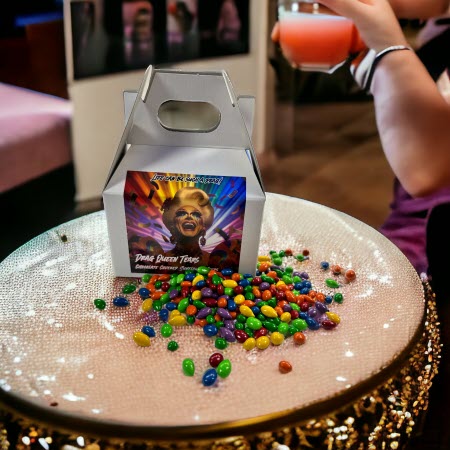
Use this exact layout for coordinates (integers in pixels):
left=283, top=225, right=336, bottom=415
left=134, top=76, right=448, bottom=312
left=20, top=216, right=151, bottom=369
left=380, top=179, right=450, bottom=274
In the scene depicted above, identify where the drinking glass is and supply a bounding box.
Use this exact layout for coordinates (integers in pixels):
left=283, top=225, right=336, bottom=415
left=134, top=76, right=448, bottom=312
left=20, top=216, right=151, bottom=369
left=277, top=0, right=365, bottom=73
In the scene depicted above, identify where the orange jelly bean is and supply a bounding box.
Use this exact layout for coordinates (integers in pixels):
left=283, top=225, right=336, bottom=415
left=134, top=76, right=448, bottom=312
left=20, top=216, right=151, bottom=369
left=158, top=274, right=171, bottom=281
left=274, top=306, right=283, bottom=316
left=262, top=290, right=272, bottom=301
left=243, top=300, right=256, bottom=308
left=279, top=360, right=293, bottom=374
left=217, top=298, right=228, bottom=308
left=181, top=281, right=192, bottom=287
left=293, top=332, right=306, bottom=345
left=259, top=262, right=270, bottom=272
left=186, top=305, right=197, bottom=316
left=231, top=273, right=241, bottom=282
left=151, top=291, right=163, bottom=300
left=252, top=287, right=262, bottom=298
left=345, top=269, right=356, bottom=282
left=267, top=271, right=277, bottom=279
left=315, top=293, right=325, bottom=302
left=285, top=291, right=295, bottom=302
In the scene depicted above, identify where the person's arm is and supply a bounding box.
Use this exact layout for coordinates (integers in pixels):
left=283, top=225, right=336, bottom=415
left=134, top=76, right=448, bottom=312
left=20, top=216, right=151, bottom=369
left=317, top=0, right=450, bottom=196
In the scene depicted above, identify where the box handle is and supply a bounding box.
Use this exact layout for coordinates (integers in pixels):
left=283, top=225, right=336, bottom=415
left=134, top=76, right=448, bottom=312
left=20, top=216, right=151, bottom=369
left=157, top=100, right=221, bottom=133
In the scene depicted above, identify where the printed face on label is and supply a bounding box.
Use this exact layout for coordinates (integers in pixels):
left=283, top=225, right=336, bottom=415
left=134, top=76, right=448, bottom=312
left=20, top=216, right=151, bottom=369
left=174, top=205, right=203, bottom=237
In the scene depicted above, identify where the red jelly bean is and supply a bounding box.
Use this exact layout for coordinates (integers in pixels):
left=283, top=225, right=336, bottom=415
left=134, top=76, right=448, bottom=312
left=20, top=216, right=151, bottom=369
left=279, top=360, right=293, bottom=374
left=209, top=353, right=224, bottom=368
left=321, top=319, right=338, bottom=330
left=234, top=286, right=244, bottom=295
left=254, top=327, right=268, bottom=339
left=300, top=302, right=309, bottom=312
left=234, top=330, right=249, bottom=343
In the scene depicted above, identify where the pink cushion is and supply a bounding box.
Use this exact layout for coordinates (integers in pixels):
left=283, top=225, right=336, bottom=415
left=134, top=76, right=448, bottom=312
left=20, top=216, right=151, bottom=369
left=0, top=83, right=72, bottom=193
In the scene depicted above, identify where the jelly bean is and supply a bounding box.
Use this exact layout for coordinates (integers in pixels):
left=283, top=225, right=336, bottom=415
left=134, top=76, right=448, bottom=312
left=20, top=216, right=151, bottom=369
left=320, top=261, right=329, bottom=270
left=202, top=368, right=218, bottom=387
left=316, top=301, right=328, bottom=314
left=279, top=360, right=292, bottom=374
left=307, top=307, right=318, bottom=318
left=239, top=305, right=254, bottom=318
left=113, top=297, right=129, bottom=307
left=227, top=299, right=237, bottom=311
left=210, top=332, right=225, bottom=346
left=331, top=265, right=342, bottom=275
left=222, top=279, right=238, bottom=288
left=217, top=307, right=232, bottom=320
left=141, top=274, right=151, bottom=283
left=293, top=332, right=306, bottom=345
left=321, top=319, right=337, bottom=330
left=197, top=266, right=210, bottom=276
left=243, top=337, right=256, bottom=350
left=206, top=315, right=215, bottom=324
left=222, top=268, right=233, bottom=276
left=167, top=341, right=179, bottom=351
left=345, top=269, right=356, bottom=281
left=234, top=294, right=245, bottom=305
left=224, top=287, right=235, bottom=296
left=325, top=278, right=340, bottom=289
left=334, top=293, right=344, bottom=304
left=258, top=255, right=271, bottom=262
left=184, top=273, right=195, bottom=282
left=176, top=273, right=185, bottom=284
left=217, top=359, right=232, bottom=378
left=264, top=321, right=278, bottom=332
left=224, top=320, right=235, bottom=331
left=186, top=305, right=197, bottom=316
left=259, top=282, right=270, bottom=291
left=169, top=315, right=187, bottom=326
left=261, top=305, right=277, bottom=318
left=192, top=275, right=204, bottom=286
left=270, top=331, right=284, bottom=346
left=291, top=318, right=307, bottom=332
left=256, top=336, right=270, bottom=350
left=277, top=322, right=289, bottom=335
left=122, top=284, right=136, bottom=294
left=141, top=325, right=155, bottom=337
left=254, top=327, right=268, bottom=339
left=325, top=295, right=333, bottom=304
left=238, top=279, right=249, bottom=287
left=169, top=289, right=178, bottom=300
left=204, top=324, right=218, bottom=337
left=234, top=330, right=248, bottom=343
left=193, top=300, right=206, bottom=310
left=209, top=353, right=224, bottom=368
left=182, top=358, right=195, bottom=376
left=219, top=327, right=236, bottom=342
left=138, top=288, right=150, bottom=298
left=159, top=309, right=169, bottom=322
left=201, top=287, right=213, bottom=297
left=251, top=306, right=260, bottom=316
left=142, top=299, right=153, bottom=312
left=326, top=312, right=341, bottom=324
left=295, top=254, right=304, bottom=262
left=160, top=293, right=171, bottom=304
left=280, top=312, right=291, bottom=323
left=187, top=316, right=195, bottom=325
left=192, top=290, right=202, bottom=301
left=166, top=302, right=177, bottom=311
left=161, top=323, right=173, bottom=338
left=94, top=299, right=106, bottom=310
left=161, top=282, right=170, bottom=292
left=133, top=331, right=151, bottom=347
left=177, top=297, right=189, bottom=313
left=196, top=307, right=212, bottom=319
left=246, top=317, right=262, bottom=330
left=305, top=317, right=320, bottom=330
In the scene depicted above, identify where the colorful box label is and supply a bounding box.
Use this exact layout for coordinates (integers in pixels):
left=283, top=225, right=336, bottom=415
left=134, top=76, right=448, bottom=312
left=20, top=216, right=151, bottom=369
left=124, top=171, right=246, bottom=274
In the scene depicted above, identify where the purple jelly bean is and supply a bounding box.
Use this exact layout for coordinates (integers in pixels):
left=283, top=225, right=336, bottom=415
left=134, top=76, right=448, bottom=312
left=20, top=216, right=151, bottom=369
left=283, top=304, right=292, bottom=312
left=292, top=271, right=301, bottom=277
left=270, top=265, right=282, bottom=271
left=201, top=287, right=213, bottom=297
left=218, top=295, right=230, bottom=301
left=169, top=289, right=178, bottom=299
left=300, top=272, right=309, bottom=279
left=219, top=327, right=236, bottom=342
left=315, top=301, right=328, bottom=314
left=217, top=307, right=233, bottom=320
left=196, top=307, right=212, bottom=319
left=224, top=320, right=235, bottom=331
left=308, top=307, right=318, bottom=318
left=259, top=282, right=270, bottom=291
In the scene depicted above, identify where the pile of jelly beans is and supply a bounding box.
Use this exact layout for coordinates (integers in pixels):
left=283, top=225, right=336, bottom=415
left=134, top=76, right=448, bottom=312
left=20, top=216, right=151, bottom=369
left=100, top=249, right=355, bottom=386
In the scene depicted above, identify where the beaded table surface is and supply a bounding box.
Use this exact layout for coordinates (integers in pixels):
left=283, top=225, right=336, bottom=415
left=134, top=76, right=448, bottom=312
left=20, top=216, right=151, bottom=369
left=0, top=193, right=426, bottom=443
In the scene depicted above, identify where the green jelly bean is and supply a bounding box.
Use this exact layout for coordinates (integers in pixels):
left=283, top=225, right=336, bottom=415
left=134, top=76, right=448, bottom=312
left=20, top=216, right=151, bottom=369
left=235, top=322, right=244, bottom=330
left=326, top=278, right=340, bottom=289
left=169, top=277, right=178, bottom=287
left=178, top=297, right=189, bottom=313
left=282, top=275, right=293, bottom=285
left=193, top=300, right=206, bottom=309
left=155, top=281, right=162, bottom=289
left=216, top=321, right=224, bottom=328
left=141, top=274, right=151, bottom=283
left=122, top=284, right=136, bottom=294
left=197, top=266, right=210, bottom=276
left=258, top=301, right=267, bottom=308
left=334, top=293, right=344, bottom=304
left=244, top=285, right=253, bottom=293
left=273, top=258, right=283, bottom=266
left=296, top=254, right=305, bottom=262
left=262, top=276, right=274, bottom=284
left=293, top=276, right=301, bottom=283
left=153, top=300, right=163, bottom=311
left=285, top=266, right=293, bottom=274
left=278, top=322, right=289, bottom=335
left=161, top=323, right=173, bottom=338
left=161, top=293, right=170, bottom=304
left=237, top=314, right=247, bottom=323
left=278, top=250, right=286, bottom=257
left=215, top=337, right=228, bottom=350
left=290, top=302, right=300, bottom=311
left=257, top=313, right=266, bottom=322
left=167, top=341, right=179, bottom=351
left=264, top=321, right=277, bottom=332
left=246, top=317, right=262, bottom=330
left=217, top=359, right=232, bottom=378
left=245, top=292, right=255, bottom=301
left=224, top=287, right=235, bottom=296
left=182, top=358, right=195, bottom=376
left=272, top=317, right=281, bottom=325
left=288, top=325, right=297, bottom=336
left=244, top=327, right=254, bottom=337
left=269, top=250, right=277, bottom=255
left=267, top=299, right=277, bottom=308
left=176, top=274, right=185, bottom=284
left=187, top=316, right=195, bottom=325
left=291, top=318, right=308, bottom=332
left=212, top=274, right=222, bottom=285
left=206, top=315, right=215, bottom=324
left=94, top=299, right=106, bottom=310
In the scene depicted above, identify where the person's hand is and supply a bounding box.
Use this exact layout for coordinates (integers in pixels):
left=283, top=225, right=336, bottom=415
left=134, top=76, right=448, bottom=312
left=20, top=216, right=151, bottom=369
left=271, top=22, right=280, bottom=43
left=317, top=0, right=407, bottom=52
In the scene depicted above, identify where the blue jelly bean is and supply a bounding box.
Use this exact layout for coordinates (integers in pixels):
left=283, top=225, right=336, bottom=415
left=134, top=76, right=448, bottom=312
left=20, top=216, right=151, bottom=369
left=141, top=325, right=155, bottom=337
left=320, top=261, right=330, bottom=270
left=196, top=280, right=206, bottom=289
left=244, top=273, right=253, bottom=279
left=185, top=273, right=195, bottom=282
left=299, top=312, right=308, bottom=320
left=203, top=324, right=218, bottom=337
left=325, top=295, right=333, bottom=304
left=221, top=268, right=233, bottom=276
left=255, top=270, right=262, bottom=276
left=159, top=309, right=169, bottom=322
left=202, top=368, right=218, bottom=387
left=304, top=281, right=312, bottom=289
left=239, top=279, right=250, bottom=287
left=251, top=306, right=260, bottom=316
left=166, top=302, right=177, bottom=311
left=294, top=282, right=302, bottom=290
left=227, top=299, right=237, bottom=312
left=113, top=297, right=129, bottom=307
left=306, top=317, right=320, bottom=330
left=300, top=287, right=310, bottom=295
left=138, top=288, right=150, bottom=298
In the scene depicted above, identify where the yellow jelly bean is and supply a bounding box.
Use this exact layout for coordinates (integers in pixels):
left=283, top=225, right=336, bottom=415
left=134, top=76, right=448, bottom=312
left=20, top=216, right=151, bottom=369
left=192, top=275, right=204, bottom=286
left=270, top=331, right=285, bottom=346
left=280, top=312, right=292, bottom=323
left=276, top=280, right=286, bottom=288
left=133, top=331, right=151, bottom=347
left=191, top=290, right=202, bottom=301
left=261, top=305, right=278, bottom=318
left=256, top=336, right=270, bottom=350
left=141, top=299, right=153, bottom=312
left=222, top=279, right=238, bottom=288
left=326, top=312, right=341, bottom=324
left=258, top=255, right=271, bottom=262
left=234, top=294, right=245, bottom=305
left=168, top=315, right=187, bottom=326
left=239, top=305, right=255, bottom=318
left=169, top=310, right=181, bottom=319
left=243, top=337, right=256, bottom=351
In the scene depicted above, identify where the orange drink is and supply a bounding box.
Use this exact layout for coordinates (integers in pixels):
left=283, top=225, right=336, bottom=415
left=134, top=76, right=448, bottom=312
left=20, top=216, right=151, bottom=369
left=278, top=1, right=365, bottom=73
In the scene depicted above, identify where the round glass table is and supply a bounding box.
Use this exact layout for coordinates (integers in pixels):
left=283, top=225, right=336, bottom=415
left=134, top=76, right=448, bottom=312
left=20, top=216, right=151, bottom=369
left=0, top=193, right=439, bottom=449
